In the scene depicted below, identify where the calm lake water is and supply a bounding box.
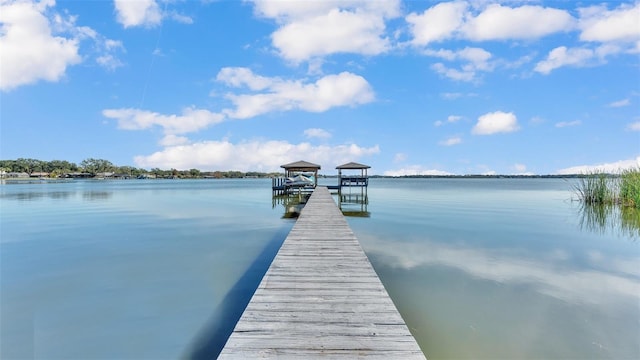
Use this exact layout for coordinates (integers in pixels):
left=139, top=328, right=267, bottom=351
left=1, top=178, right=638, bottom=359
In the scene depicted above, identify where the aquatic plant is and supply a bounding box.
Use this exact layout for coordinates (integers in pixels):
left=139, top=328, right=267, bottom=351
left=574, top=168, right=640, bottom=238
left=573, top=172, right=618, bottom=205
left=573, top=168, right=640, bottom=207
left=619, top=167, right=640, bottom=208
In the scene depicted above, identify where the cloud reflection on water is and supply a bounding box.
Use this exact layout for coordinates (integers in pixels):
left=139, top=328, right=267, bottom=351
left=363, top=236, right=640, bottom=306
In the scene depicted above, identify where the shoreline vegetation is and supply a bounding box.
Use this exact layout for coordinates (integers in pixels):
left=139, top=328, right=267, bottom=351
left=0, top=157, right=623, bottom=180
left=573, top=169, right=640, bottom=238
left=573, top=168, right=640, bottom=209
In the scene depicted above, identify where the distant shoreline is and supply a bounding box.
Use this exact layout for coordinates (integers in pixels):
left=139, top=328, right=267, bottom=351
left=1, top=174, right=595, bottom=182
left=0, top=158, right=626, bottom=180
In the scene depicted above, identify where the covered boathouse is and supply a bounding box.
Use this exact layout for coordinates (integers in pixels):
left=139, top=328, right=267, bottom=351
left=333, top=162, right=370, bottom=216
left=272, top=160, right=321, bottom=195
left=336, top=161, right=370, bottom=189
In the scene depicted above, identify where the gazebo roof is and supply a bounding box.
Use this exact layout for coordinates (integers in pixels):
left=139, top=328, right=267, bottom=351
left=280, top=160, right=321, bottom=171
left=336, top=162, right=370, bottom=170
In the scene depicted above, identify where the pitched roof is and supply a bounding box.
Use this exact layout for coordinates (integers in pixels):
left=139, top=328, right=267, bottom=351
left=336, top=162, right=371, bottom=169
left=280, top=160, right=321, bottom=170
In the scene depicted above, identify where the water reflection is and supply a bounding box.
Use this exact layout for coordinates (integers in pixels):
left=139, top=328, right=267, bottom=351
left=184, top=230, right=286, bottom=359
left=346, top=178, right=639, bottom=359
left=1, top=179, right=290, bottom=359
left=271, top=189, right=371, bottom=218
left=338, top=193, right=370, bottom=217
left=578, top=204, right=640, bottom=239
left=0, top=191, right=74, bottom=201
left=82, top=191, right=113, bottom=201
left=359, top=235, right=640, bottom=359
left=364, top=236, right=640, bottom=305
left=272, top=193, right=310, bottom=218
left=0, top=191, right=114, bottom=202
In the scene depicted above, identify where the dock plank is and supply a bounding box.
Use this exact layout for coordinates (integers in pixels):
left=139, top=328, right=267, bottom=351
left=219, top=187, right=426, bottom=359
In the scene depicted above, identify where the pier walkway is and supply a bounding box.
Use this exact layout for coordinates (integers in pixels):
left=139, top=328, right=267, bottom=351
left=219, top=187, right=425, bottom=359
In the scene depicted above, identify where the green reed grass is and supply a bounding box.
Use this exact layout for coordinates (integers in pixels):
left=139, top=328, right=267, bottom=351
left=573, top=168, right=640, bottom=207
left=573, top=172, right=618, bottom=205
left=620, top=168, right=640, bottom=208
left=574, top=168, right=640, bottom=238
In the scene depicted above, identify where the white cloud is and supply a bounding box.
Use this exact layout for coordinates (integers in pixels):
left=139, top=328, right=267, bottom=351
left=461, top=47, right=492, bottom=66
left=439, top=136, right=462, bottom=146
left=530, top=116, right=546, bottom=125
left=216, top=68, right=375, bottom=119
left=462, top=3, right=575, bottom=41
left=447, top=115, right=462, bottom=123
left=627, top=122, right=640, bottom=131
left=114, top=0, right=162, bottom=28
left=96, top=53, right=123, bottom=71
left=555, top=120, right=581, bottom=128
left=514, top=163, right=526, bottom=173
left=133, top=139, right=380, bottom=172
left=534, top=46, right=598, bottom=74
left=92, top=38, right=126, bottom=71
left=251, top=0, right=336, bottom=19
left=472, top=111, right=520, bottom=135
left=534, top=3, right=640, bottom=76
left=556, top=156, right=640, bottom=175
left=435, top=115, right=463, bottom=127
left=608, top=99, right=631, bottom=108
left=251, top=0, right=400, bottom=63
left=407, top=2, right=574, bottom=45
left=272, top=9, right=390, bottom=62
left=406, top=1, right=467, bottom=46
left=0, top=0, right=81, bottom=91
left=216, top=67, right=273, bottom=91
left=167, top=11, right=193, bottom=25
left=159, top=134, right=190, bottom=147
left=393, top=153, right=407, bottom=163
left=432, top=63, right=476, bottom=82
left=408, top=2, right=638, bottom=76
left=103, top=107, right=225, bottom=136
left=441, top=92, right=478, bottom=100
left=441, top=92, right=463, bottom=100
left=251, top=0, right=400, bottom=20
left=578, top=3, right=640, bottom=43
left=512, top=163, right=534, bottom=175
left=426, top=47, right=494, bottom=82
left=383, top=165, right=453, bottom=177
left=0, top=0, right=125, bottom=91
left=304, top=128, right=332, bottom=140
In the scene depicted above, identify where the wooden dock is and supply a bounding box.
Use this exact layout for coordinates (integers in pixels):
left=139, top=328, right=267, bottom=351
left=219, top=187, right=426, bottom=359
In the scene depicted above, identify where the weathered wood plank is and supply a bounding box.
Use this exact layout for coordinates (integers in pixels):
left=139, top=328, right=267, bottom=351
left=219, top=187, right=426, bottom=359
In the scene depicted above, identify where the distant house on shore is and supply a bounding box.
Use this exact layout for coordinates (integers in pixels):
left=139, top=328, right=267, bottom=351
left=95, top=172, right=115, bottom=179
left=30, top=172, right=50, bottom=178
left=6, top=172, right=29, bottom=178
left=65, top=172, right=93, bottom=178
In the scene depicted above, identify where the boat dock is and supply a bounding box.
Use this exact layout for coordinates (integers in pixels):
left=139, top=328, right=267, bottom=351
left=219, top=187, right=426, bottom=359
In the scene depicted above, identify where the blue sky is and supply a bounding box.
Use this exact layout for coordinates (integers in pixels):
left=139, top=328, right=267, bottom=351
left=1, top=0, right=639, bottom=175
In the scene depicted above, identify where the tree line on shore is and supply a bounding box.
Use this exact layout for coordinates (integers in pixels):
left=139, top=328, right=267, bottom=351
left=0, top=158, right=282, bottom=179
